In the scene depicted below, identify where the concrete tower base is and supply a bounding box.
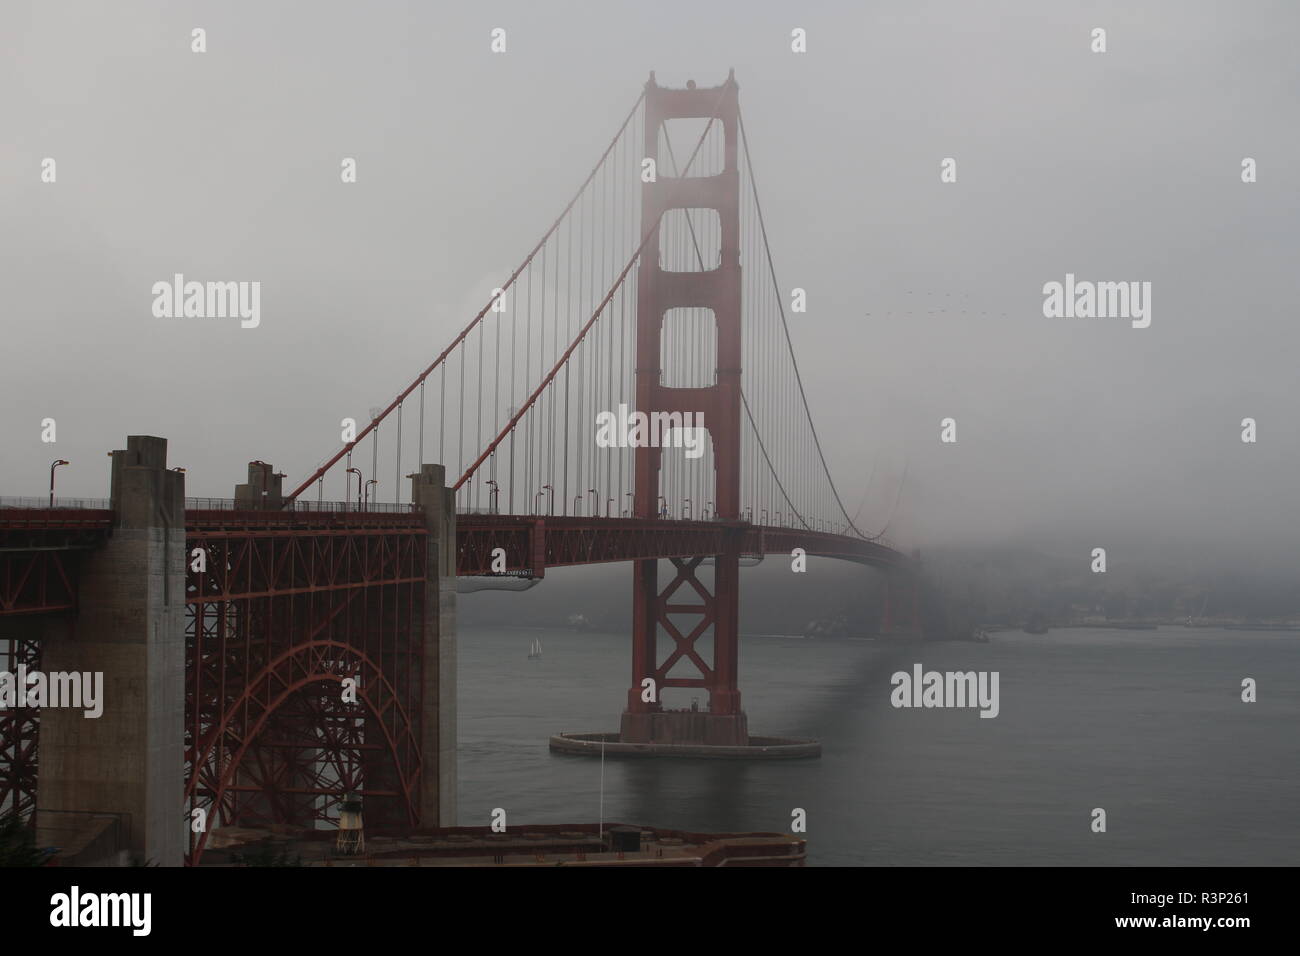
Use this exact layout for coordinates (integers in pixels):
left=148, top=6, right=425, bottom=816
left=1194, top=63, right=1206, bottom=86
left=35, top=436, right=186, bottom=866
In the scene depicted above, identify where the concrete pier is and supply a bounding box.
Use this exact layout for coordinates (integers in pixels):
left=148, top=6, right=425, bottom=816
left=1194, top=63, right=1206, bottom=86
left=35, top=436, right=186, bottom=866
left=411, top=464, right=457, bottom=826
left=550, top=732, right=821, bottom=759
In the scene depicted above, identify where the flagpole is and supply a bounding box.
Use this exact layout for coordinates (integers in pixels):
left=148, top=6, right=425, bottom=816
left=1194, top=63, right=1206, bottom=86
left=598, top=738, right=605, bottom=838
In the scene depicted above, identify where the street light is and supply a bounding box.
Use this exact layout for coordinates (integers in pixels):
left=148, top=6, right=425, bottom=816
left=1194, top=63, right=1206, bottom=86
left=657, top=495, right=667, bottom=519
left=683, top=497, right=692, bottom=520
left=606, top=497, right=614, bottom=517
left=572, top=494, right=582, bottom=515
left=346, top=467, right=362, bottom=511
left=365, top=479, right=378, bottom=510
left=588, top=489, right=598, bottom=515
left=49, top=459, right=69, bottom=507
left=485, top=479, right=500, bottom=514
left=543, top=484, right=554, bottom=516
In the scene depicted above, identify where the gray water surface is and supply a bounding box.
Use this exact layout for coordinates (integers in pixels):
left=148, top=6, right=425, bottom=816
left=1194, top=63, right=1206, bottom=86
left=458, top=625, right=1300, bottom=865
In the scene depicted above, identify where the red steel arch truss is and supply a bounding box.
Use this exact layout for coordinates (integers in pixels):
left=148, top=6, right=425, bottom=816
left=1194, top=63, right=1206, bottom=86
left=184, top=511, right=427, bottom=863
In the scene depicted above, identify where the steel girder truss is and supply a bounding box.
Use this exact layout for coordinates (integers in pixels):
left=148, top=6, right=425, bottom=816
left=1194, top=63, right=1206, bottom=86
left=0, top=634, right=39, bottom=819
left=0, top=512, right=110, bottom=617
left=650, top=555, right=716, bottom=692
left=184, top=515, right=427, bottom=863
left=455, top=515, right=911, bottom=576
left=0, top=505, right=908, bottom=847
left=0, top=513, right=111, bottom=819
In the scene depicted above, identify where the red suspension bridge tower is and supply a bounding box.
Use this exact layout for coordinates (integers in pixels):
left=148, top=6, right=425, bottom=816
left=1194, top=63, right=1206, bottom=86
left=622, top=72, right=749, bottom=747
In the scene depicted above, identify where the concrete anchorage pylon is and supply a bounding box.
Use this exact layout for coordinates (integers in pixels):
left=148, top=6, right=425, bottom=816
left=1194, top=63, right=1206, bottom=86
left=35, top=436, right=186, bottom=866
left=410, top=464, right=458, bottom=826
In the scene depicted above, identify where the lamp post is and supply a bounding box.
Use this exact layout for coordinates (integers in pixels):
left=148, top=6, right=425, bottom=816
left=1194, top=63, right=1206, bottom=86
left=365, top=479, right=378, bottom=511
left=346, top=467, right=362, bottom=512
left=542, top=484, right=553, bottom=516
left=485, top=479, right=499, bottom=514
left=49, top=459, right=69, bottom=507
left=572, top=494, right=582, bottom=516
left=606, top=497, right=614, bottom=517
left=683, top=498, right=692, bottom=520
left=657, top=495, right=667, bottom=519
left=588, top=488, right=598, bottom=515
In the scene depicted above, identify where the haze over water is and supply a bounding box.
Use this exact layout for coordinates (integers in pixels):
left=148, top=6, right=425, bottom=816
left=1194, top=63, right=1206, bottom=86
left=459, top=624, right=1300, bottom=865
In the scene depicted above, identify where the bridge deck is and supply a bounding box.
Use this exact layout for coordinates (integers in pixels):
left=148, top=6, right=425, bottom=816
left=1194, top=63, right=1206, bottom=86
left=0, top=508, right=907, bottom=617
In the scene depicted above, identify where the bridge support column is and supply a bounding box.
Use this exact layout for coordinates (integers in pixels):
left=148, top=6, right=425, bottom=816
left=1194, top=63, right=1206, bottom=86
left=233, top=461, right=283, bottom=509
left=412, top=464, right=457, bottom=826
left=620, top=541, right=748, bottom=747
left=618, top=71, right=751, bottom=749
left=35, top=435, right=186, bottom=866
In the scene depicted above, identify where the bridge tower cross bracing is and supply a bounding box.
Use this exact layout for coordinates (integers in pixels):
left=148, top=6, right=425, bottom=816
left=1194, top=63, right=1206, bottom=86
left=622, top=71, right=748, bottom=747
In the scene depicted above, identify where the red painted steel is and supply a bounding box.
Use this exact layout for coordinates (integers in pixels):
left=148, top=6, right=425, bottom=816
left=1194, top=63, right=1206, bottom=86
left=0, top=633, right=39, bottom=818
left=454, top=515, right=908, bottom=575
left=184, top=512, right=427, bottom=863
left=0, top=510, right=111, bottom=616
left=0, top=512, right=113, bottom=817
left=625, top=73, right=746, bottom=739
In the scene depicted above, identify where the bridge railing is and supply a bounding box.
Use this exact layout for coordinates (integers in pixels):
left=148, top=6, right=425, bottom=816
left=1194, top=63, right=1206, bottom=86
left=0, top=496, right=112, bottom=510
left=183, top=497, right=418, bottom=514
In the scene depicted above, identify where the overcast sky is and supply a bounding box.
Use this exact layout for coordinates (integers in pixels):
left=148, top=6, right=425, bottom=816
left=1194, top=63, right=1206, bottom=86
left=3, top=0, right=1297, bottom=568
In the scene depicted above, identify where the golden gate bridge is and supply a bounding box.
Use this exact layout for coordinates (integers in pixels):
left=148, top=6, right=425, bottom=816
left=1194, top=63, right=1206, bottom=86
left=0, top=72, right=918, bottom=865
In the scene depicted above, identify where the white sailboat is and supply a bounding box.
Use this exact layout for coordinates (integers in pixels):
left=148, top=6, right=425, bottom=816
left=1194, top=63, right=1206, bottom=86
left=528, top=638, right=542, bottom=661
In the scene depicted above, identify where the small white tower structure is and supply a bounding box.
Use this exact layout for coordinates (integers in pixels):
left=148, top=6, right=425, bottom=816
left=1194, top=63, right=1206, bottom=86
left=336, top=792, right=364, bottom=856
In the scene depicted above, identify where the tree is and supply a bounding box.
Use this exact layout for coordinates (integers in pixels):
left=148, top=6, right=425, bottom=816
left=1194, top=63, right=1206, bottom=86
left=231, top=838, right=303, bottom=867
left=0, top=812, right=49, bottom=867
